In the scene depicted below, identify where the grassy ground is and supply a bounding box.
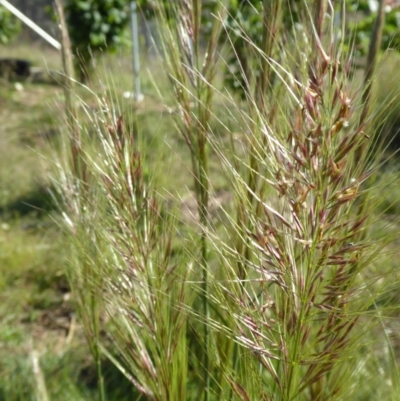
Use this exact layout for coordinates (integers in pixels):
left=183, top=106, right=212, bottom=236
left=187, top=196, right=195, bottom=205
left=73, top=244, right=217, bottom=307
left=0, top=43, right=86, bottom=400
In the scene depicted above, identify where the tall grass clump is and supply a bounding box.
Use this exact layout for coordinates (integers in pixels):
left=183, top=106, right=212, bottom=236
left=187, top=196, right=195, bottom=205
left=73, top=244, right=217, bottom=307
left=54, top=0, right=400, bottom=400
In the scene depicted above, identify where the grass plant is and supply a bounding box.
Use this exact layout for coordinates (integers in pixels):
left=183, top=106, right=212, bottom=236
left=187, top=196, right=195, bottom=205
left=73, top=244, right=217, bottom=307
left=50, top=1, right=400, bottom=400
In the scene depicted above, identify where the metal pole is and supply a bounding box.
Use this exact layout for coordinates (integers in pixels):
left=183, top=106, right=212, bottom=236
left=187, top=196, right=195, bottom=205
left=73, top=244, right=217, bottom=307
left=130, top=1, right=143, bottom=101
left=0, top=0, right=61, bottom=50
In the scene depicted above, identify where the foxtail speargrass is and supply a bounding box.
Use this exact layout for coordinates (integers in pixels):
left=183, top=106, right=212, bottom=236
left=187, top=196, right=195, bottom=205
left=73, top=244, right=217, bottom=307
left=54, top=1, right=400, bottom=400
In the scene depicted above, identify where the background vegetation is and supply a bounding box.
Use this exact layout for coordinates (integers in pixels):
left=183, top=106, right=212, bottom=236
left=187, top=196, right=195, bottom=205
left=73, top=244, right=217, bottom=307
left=0, top=6, right=20, bottom=44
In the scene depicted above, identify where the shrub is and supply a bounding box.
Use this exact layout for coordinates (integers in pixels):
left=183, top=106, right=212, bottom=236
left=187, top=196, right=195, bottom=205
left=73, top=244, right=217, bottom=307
left=65, top=0, right=129, bottom=82
left=0, top=5, right=21, bottom=44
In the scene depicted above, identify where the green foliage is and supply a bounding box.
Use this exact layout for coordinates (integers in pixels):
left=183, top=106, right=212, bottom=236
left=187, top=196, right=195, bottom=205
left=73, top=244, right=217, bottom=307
left=222, top=0, right=264, bottom=95
left=0, top=6, right=21, bottom=44
left=350, top=2, right=400, bottom=57
left=220, top=0, right=304, bottom=96
left=221, top=0, right=400, bottom=96
left=65, top=0, right=130, bottom=80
